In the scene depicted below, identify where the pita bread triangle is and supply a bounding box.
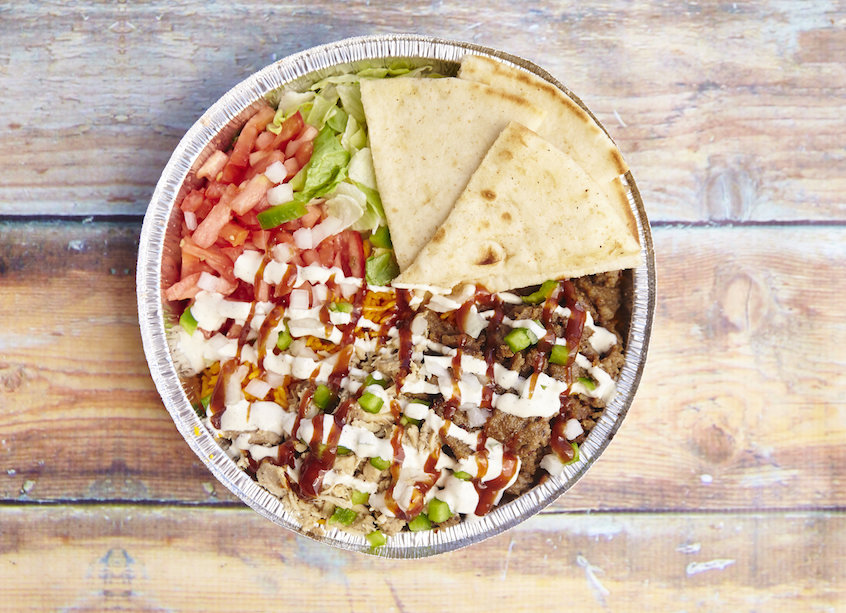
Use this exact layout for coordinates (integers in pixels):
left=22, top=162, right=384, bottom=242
left=360, top=77, right=546, bottom=270
left=458, top=55, right=638, bottom=242
left=394, top=122, right=641, bottom=293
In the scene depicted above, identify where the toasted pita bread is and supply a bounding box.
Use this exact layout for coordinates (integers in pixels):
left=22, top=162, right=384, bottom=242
left=360, top=77, right=546, bottom=270
left=458, top=55, right=637, bottom=240
left=394, top=122, right=641, bottom=293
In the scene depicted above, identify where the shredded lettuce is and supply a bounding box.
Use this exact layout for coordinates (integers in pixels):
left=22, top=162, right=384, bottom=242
left=325, top=182, right=366, bottom=230
left=348, top=147, right=377, bottom=189
left=295, top=125, right=350, bottom=203
left=305, top=86, right=340, bottom=128
left=337, top=83, right=365, bottom=125
left=341, top=115, right=367, bottom=155
left=268, top=90, right=315, bottom=134
left=269, top=63, right=437, bottom=232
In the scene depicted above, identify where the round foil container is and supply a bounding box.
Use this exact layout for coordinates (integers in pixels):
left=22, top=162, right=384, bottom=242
left=137, top=34, right=655, bottom=558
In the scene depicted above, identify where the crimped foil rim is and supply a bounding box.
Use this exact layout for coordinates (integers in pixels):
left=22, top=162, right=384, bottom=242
left=137, top=34, right=655, bottom=558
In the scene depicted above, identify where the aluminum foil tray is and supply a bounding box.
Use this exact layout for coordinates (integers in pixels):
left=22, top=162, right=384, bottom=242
left=137, top=34, right=655, bottom=558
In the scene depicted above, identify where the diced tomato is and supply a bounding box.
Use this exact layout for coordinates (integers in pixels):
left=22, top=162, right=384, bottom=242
left=254, top=130, right=276, bottom=151
left=228, top=105, right=276, bottom=168
left=164, top=273, right=203, bottom=301
left=247, top=150, right=285, bottom=178
left=180, top=189, right=205, bottom=212
left=219, top=246, right=242, bottom=263
left=317, top=240, right=336, bottom=268
left=335, top=230, right=365, bottom=278
left=219, top=162, right=246, bottom=185
left=294, top=140, right=314, bottom=168
left=283, top=158, right=300, bottom=180
left=181, top=238, right=236, bottom=283
left=248, top=149, right=271, bottom=169
left=197, top=150, right=229, bottom=180
left=236, top=209, right=262, bottom=231
left=252, top=230, right=270, bottom=251
left=231, top=175, right=272, bottom=216
left=300, top=205, right=322, bottom=229
left=301, top=249, right=321, bottom=266
left=270, top=111, right=304, bottom=150
left=193, top=199, right=232, bottom=248
left=219, top=222, right=249, bottom=247
left=181, top=251, right=213, bottom=279
left=205, top=181, right=226, bottom=201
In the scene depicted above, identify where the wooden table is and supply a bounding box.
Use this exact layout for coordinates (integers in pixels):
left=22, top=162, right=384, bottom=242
left=2, top=1, right=844, bottom=610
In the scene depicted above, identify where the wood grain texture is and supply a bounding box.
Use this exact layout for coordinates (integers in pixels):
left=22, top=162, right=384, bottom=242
left=1, top=1, right=844, bottom=221
left=0, top=505, right=842, bottom=611
left=2, top=221, right=844, bottom=511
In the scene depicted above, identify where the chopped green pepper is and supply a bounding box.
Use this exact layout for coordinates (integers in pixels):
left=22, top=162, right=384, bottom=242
left=407, top=513, right=432, bottom=532
left=503, top=327, right=537, bottom=353
left=351, top=490, right=370, bottom=506
left=549, top=345, right=569, bottom=365
left=366, top=530, right=386, bottom=549
left=369, top=225, right=392, bottom=249
left=200, top=392, right=212, bottom=411
left=329, top=301, right=353, bottom=313
left=452, top=470, right=472, bottom=481
left=365, top=252, right=399, bottom=286
left=370, top=456, right=390, bottom=471
left=400, top=415, right=421, bottom=427
left=363, top=373, right=389, bottom=388
left=276, top=325, right=293, bottom=351
left=179, top=307, right=199, bottom=335
left=336, top=445, right=352, bottom=456
left=427, top=498, right=451, bottom=523
left=329, top=507, right=357, bottom=525
left=564, top=442, right=580, bottom=465
left=577, top=376, right=597, bottom=391
left=522, top=280, right=558, bottom=304
left=409, top=398, right=431, bottom=407
left=313, top=384, right=332, bottom=409
left=256, top=200, right=308, bottom=230
left=358, top=392, right=384, bottom=414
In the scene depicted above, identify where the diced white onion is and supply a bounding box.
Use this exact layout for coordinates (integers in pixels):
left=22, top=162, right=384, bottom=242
left=309, top=217, right=344, bottom=246
left=264, top=161, right=288, bottom=184
left=267, top=183, right=294, bottom=206
left=271, top=243, right=294, bottom=264
left=184, top=211, right=198, bottom=231
left=564, top=418, right=584, bottom=440
left=289, top=289, right=310, bottom=310
left=244, top=378, right=272, bottom=399
left=464, top=404, right=491, bottom=429
left=293, top=227, right=313, bottom=250
left=197, top=272, right=220, bottom=292
left=312, top=284, right=328, bottom=304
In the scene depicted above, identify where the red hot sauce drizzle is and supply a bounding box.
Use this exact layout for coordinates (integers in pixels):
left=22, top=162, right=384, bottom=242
left=298, top=398, right=353, bottom=499
left=473, top=452, right=519, bottom=516
left=550, top=279, right=588, bottom=463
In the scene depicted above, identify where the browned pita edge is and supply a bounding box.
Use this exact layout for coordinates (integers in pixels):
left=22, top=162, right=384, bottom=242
left=395, top=122, right=642, bottom=294
left=360, top=76, right=546, bottom=271
left=458, top=55, right=637, bottom=245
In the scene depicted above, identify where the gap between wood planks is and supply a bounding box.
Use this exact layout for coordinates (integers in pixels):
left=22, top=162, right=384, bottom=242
left=3, top=215, right=846, bottom=227
left=1, top=499, right=845, bottom=516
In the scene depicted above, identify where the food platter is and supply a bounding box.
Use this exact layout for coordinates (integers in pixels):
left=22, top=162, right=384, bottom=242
left=137, top=34, right=655, bottom=557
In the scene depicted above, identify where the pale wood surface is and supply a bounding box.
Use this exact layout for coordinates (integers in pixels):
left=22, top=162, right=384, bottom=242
left=1, top=506, right=843, bottom=612
left=1, top=0, right=845, bottom=610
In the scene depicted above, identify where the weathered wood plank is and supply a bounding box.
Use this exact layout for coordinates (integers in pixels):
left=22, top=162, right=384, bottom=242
left=0, top=506, right=842, bottom=611
left=1, top=2, right=844, bottom=221
left=1, top=221, right=844, bottom=511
